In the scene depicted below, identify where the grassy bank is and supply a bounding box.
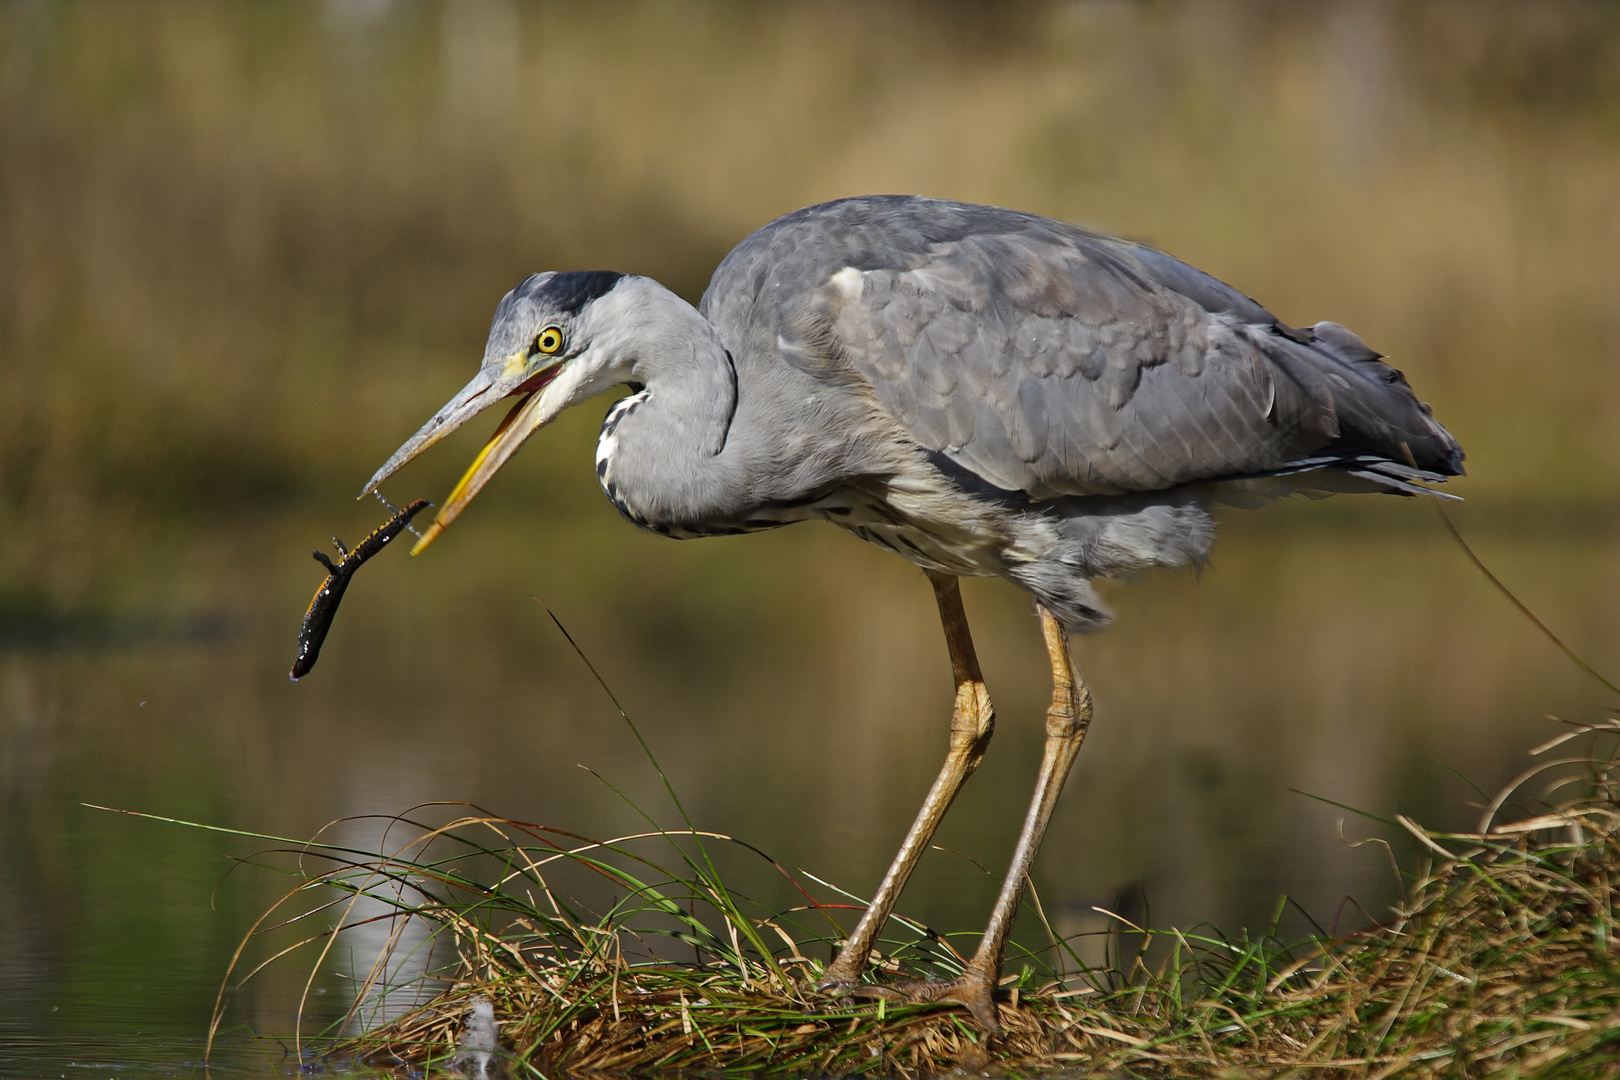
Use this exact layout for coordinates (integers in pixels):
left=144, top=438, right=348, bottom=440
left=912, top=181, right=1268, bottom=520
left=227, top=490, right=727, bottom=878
left=211, top=710, right=1620, bottom=1078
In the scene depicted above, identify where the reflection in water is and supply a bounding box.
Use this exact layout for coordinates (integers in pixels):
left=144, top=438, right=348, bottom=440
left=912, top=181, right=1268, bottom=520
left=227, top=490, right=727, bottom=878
left=2, top=2, right=1618, bottom=1075
left=329, top=816, right=445, bottom=1034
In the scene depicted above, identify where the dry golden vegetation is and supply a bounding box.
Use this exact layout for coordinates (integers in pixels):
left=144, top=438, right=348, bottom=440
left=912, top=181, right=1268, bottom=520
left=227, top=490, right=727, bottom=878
left=216, top=710, right=1620, bottom=1078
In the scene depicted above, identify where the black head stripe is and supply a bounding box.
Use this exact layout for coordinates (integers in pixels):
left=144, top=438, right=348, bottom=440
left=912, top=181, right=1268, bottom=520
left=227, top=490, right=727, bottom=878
left=527, top=270, right=626, bottom=316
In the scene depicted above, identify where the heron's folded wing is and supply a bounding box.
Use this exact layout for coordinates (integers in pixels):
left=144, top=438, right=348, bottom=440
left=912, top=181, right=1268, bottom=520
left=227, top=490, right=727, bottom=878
left=815, top=228, right=1456, bottom=499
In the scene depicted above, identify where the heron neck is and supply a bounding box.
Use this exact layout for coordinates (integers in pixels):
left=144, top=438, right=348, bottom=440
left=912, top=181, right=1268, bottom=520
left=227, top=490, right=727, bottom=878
left=627, top=329, right=737, bottom=458
left=595, top=290, right=744, bottom=531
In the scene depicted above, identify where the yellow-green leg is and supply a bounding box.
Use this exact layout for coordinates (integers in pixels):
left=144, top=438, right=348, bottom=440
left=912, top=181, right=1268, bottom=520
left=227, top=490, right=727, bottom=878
left=903, top=603, right=1094, bottom=1031
left=816, top=571, right=996, bottom=991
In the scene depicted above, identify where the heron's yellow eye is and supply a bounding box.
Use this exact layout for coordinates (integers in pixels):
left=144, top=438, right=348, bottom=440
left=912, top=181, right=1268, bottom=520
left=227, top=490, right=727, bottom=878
left=535, top=327, right=564, bottom=355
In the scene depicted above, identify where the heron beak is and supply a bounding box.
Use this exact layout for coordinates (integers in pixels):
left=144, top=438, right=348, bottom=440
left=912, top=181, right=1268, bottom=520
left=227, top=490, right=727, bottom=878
left=408, top=384, right=555, bottom=553
left=359, top=357, right=567, bottom=554
left=361, top=369, right=502, bottom=497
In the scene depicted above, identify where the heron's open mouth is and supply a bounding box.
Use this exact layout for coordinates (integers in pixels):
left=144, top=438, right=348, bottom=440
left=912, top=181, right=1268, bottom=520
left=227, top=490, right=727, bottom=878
left=509, top=363, right=564, bottom=399
left=409, top=362, right=567, bottom=554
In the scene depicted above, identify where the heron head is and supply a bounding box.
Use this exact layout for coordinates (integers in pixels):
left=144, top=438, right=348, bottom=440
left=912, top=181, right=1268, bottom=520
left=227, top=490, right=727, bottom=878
left=360, top=270, right=633, bottom=552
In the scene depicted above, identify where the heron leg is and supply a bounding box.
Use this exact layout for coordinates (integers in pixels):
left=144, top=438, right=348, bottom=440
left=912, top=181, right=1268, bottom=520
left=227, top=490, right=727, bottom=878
left=907, top=603, right=1093, bottom=1032
left=816, top=571, right=996, bottom=992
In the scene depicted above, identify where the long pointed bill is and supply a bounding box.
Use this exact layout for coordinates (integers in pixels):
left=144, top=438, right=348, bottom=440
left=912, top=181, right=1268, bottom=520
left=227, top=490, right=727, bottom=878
left=360, top=369, right=503, bottom=499
left=360, top=358, right=567, bottom=554
left=409, top=388, right=554, bottom=554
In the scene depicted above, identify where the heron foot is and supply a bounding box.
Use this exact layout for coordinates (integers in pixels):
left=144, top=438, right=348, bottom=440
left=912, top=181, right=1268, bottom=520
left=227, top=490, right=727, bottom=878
left=814, top=978, right=905, bottom=1000
left=893, top=971, right=1002, bottom=1033
left=811, top=964, right=869, bottom=998
left=816, top=970, right=1002, bottom=1033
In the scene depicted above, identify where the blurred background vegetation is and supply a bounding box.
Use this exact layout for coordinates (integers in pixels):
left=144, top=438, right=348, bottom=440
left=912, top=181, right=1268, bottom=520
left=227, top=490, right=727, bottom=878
left=1, top=0, right=1618, bottom=1069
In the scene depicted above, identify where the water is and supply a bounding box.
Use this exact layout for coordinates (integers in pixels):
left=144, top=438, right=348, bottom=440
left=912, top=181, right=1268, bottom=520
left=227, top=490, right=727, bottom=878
left=3, top=3, right=1618, bottom=1075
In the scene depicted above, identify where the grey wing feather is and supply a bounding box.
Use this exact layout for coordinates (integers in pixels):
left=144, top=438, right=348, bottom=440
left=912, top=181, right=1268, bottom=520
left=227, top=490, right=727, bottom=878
left=808, top=218, right=1460, bottom=499
left=700, top=196, right=1461, bottom=500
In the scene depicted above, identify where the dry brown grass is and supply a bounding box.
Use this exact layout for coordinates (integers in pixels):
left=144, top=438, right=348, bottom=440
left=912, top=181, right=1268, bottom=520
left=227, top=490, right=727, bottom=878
left=209, top=715, right=1620, bottom=1078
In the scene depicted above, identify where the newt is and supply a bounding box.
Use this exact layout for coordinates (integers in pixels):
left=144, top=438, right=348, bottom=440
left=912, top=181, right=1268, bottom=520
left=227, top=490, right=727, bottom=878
left=290, top=498, right=430, bottom=681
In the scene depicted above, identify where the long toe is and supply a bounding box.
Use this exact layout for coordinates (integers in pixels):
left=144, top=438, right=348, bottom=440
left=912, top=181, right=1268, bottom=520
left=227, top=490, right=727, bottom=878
left=895, top=971, right=1002, bottom=1033
left=813, top=974, right=887, bottom=997
left=841, top=983, right=907, bottom=1001
left=816, top=972, right=1001, bottom=1032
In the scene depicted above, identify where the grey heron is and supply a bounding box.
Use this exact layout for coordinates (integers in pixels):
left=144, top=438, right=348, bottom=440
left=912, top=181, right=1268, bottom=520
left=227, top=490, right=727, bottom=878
left=361, top=196, right=1463, bottom=1030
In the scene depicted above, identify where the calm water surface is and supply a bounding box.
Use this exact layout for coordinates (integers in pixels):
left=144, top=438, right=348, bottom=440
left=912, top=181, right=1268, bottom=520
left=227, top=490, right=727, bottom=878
left=3, top=3, right=1618, bottom=1076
